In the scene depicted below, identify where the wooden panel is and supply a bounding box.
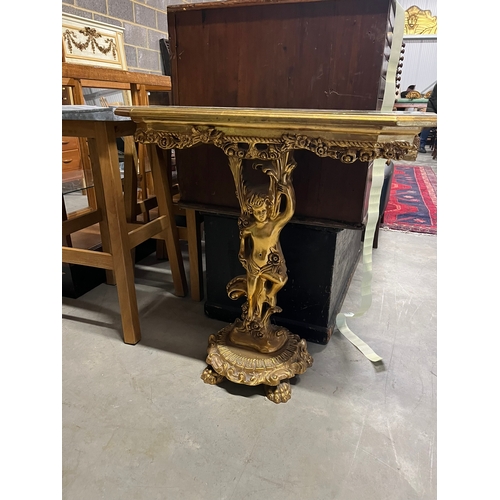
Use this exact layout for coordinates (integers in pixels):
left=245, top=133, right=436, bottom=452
left=176, top=147, right=371, bottom=228
left=62, top=86, right=72, bottom=104
left=62, top=128, right=84, bottom=184
left=62, top=13, right=128, bottom=70
left=170, top=0, right=390, bottom=110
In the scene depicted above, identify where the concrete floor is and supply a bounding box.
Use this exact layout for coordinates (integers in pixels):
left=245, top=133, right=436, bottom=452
left=62, top=153, right=437, bottom=500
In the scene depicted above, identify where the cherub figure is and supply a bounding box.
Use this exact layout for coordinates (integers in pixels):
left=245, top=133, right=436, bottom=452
left=228, top=154, right=296, bottom=328
left=238, top=187, right=292, bottom=320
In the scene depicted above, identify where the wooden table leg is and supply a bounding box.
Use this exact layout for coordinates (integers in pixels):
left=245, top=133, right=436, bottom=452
left=147, top=144, right=188, bottom=297
left=88, top=122, right=141, bottom=344
left=123, top=136, right=139, bottom=224
left=186, top=208, right=203, bottom=301
left=62, top=195, right=73, bottom=248
left=88, top=140, right=116, bottom=286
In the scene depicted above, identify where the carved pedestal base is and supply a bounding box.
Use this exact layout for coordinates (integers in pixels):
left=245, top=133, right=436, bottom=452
left=200, top=323, right=313, bottom=403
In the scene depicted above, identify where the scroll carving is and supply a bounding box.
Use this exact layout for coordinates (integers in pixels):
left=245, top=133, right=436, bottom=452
left=202, top=327, right=313, bottom=388
left=134, top=127, right=417, bottom=162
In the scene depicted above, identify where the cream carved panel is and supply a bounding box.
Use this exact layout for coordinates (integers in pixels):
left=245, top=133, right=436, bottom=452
left=62, top=13, right=128, bottom=70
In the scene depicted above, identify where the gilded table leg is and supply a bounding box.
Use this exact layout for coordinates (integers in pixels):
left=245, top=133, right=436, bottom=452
left=201, top=150, right=313, bottom=402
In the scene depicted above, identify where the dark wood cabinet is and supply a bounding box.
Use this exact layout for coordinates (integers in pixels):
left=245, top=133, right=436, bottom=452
left=168, top=0, right=396, bottom=227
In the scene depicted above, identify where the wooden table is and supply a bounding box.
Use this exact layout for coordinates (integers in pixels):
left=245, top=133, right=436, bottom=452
left=62, top=105, right=187, bottom=345
left=116, top=105, right=437, bottom=402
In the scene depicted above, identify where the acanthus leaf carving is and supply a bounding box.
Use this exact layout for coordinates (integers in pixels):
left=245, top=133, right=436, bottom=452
left=135, top=127, right=417, bottom=163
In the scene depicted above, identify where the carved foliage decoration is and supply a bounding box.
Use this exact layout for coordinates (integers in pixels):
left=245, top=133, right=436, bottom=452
left=135, top=127, right=418, bottom=163
left=63, top=27, right=117, bottom=58
left=404, top=6, right=438, bottom=35
left=62, top=13, right=127, bottom=70
left=203, top=327, right=313, bottom=387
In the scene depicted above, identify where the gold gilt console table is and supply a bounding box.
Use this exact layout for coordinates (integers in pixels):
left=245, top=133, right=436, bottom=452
left=115, top=106, right=437, bottom=403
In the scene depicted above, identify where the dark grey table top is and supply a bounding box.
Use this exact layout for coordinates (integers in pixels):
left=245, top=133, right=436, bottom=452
left=62, top=105, right=131, bottom=121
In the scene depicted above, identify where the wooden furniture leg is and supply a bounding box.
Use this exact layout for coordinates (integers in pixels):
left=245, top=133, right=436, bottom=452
left=88, top=122, right=141, bottom=344
left=147, top=144, right=188, bottom=297
left=121, top=138, right=202, bottom=299
left=88, top=138, right=116, bottom=286
left=185, top=208, right=204, bottom=301
left=158, top=149, right=204, bottom=300
left=123, top=136, right=139, bottom=224
left=62, top=196, right=73, bottom=247
left=115, top=134, right=201, bottom=300
left=156, top=207, right=204, bottom=301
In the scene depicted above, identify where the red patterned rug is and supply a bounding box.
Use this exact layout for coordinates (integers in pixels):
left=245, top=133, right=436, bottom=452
left=382, top=166, right=437, bottom=234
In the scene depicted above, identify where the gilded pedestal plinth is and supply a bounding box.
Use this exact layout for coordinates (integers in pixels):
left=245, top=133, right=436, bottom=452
left=201, top=322, right=313, bottom=403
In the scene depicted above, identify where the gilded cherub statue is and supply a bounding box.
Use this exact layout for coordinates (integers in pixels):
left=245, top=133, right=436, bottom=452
left=226, top=152, right=296, bottom=353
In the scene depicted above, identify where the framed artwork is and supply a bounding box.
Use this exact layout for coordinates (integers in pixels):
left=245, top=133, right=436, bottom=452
left=404, top=6, right=437, bottom=36
left=62, top=13, right=131, bottom=106
left=62, top=13, right=128, bottom=70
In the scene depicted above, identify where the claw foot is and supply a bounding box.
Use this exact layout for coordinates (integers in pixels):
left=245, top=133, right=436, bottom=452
left=265, top=379, right=292, bottom=404
left=201, top=366, right=224, bottom=385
